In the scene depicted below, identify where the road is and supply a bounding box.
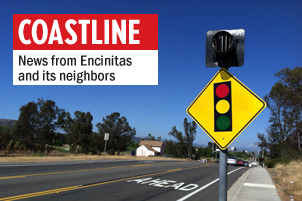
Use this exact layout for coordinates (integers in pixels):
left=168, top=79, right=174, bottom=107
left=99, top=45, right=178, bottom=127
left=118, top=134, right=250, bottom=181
left=0, top=160, right=248, bottom=201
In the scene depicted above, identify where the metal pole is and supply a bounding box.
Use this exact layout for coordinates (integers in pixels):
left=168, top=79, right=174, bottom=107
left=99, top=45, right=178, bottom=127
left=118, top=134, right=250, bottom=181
left=212, top=143, right=214, bottom=161
left=219, top=148, right=227, bottom=201
left=262, top=148, right=264, bottom=157
left=187, top=143, right=189, bottom=159
left=103, top=140, right=107, bottom=159
left=257, top=142, right=259, bottom=164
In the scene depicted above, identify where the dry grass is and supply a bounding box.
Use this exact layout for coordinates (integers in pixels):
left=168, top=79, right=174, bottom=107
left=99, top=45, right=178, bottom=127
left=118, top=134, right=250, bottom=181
left=0, top=151, right=184, bottom=163
left=268, top=160, right=302, bottom=201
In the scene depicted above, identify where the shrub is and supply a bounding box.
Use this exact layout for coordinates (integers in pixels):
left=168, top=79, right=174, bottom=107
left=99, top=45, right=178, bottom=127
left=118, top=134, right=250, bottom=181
left=265, top=158, right=291, bottom=168
left=14, top=141, right=21, bottom=150
left=265, top=159, right=276, bottom=168
left=32, top=153, right=45, bottom=157
left=50, top=139, right=63, bottom=146
left=56, top=147, right=69, bottom=153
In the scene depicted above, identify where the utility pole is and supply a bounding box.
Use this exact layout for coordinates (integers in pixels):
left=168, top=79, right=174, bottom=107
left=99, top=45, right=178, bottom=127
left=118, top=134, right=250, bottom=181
left=255, top=142, right=259, bottom=163
left=212, top=142, right=214, bottom=161
left=258, top=142, right=260, bottom=163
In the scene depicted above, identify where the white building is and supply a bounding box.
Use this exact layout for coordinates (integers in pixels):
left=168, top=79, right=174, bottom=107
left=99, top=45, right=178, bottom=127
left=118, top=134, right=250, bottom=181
left=136, top=140, right=165, bottom=156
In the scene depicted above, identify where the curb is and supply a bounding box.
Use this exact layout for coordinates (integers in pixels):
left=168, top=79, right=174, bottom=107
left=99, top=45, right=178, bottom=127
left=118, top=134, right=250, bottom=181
left=227, top=167, right=253, bottom=201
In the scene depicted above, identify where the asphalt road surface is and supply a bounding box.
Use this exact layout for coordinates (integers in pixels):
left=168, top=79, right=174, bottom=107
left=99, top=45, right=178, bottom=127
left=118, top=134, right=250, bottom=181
left=0, top=160, right=248, bottom=201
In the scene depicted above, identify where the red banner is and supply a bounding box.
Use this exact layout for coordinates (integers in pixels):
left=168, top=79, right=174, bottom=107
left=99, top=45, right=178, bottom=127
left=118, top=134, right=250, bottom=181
left=13, top=14, right=158, bottom=50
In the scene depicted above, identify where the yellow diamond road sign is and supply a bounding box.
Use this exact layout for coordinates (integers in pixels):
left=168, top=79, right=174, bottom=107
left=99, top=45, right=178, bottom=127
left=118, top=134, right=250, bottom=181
left=187, top=68, right=266, bottom=150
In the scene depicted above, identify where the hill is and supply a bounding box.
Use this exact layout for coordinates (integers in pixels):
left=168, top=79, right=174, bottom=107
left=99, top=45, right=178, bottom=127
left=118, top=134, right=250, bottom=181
left=0, top=119, right=17, bottom=129
left=131, top=136, right=145, bottom=143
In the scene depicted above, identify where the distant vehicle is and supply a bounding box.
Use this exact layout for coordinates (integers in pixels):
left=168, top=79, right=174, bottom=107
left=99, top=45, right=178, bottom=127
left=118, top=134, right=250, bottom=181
left=227, top=157, right=237, bottom=165
left=198, top=159, right=207, bottom=162
left=244, top=161, right=249, bottom=167
left=237, top=159, right=244, bottom=166
left=249, top=161, right=258, bottom=167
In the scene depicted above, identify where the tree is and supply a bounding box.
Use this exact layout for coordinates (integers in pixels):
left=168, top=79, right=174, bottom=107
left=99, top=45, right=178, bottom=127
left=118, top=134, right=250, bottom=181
left=0, top=125, right=13, bottom=150
left=164, top=139, right=186, bottom=158
left=164, top=139, right=176, bottom=156
left=126, top=140, right=139, bottom=151
left=35, top=99, right=63, bottom=153
left=13, top=101, right=38, bottom=151
left=183, top=118, right=197, bottom=159
left=89, top=132, right=105, bottom=154
left=168, top=126, right=187, bottom=158
left=59, top=111, right=93, bottom=154
left=207, top=142, right=217, bottom=150
left=13, top=98, right=63, bottom=153
left=258, top=67, right=302, bottom=160
left=145, top=133, right=161, bottom=141
left=96, top=112, right=136, bottom=155
left=275, top=67, right=302, bottom=150
left=197, top=147, right=212, bottom=158
left=207, top=142, right=213, bottom=148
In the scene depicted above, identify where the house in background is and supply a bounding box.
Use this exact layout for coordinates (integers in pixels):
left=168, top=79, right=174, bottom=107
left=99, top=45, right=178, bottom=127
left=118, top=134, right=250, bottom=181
left=136, top=140, right=165, bottom=156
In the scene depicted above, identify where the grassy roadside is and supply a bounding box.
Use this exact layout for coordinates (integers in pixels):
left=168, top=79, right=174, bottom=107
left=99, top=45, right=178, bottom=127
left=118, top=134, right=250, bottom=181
left=0, top=150, right=185, bottom=163
left=267, top=160, right=302, bottom=201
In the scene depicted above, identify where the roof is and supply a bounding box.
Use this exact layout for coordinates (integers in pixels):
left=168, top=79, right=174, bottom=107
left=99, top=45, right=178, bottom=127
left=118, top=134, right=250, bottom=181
left=142, top=144, right=160, bottom=153
left=139, top=140, right=164, bottom=147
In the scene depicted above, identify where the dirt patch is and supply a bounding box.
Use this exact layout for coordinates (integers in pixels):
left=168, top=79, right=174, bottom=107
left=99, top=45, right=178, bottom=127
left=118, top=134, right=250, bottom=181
left=267, top=161, right=302, bottom=201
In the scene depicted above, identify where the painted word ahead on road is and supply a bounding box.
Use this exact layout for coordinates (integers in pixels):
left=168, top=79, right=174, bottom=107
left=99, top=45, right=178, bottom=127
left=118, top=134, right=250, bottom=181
left=13, top=14, right=158, bottom=85
left=127, top=177, right=198, bottom=191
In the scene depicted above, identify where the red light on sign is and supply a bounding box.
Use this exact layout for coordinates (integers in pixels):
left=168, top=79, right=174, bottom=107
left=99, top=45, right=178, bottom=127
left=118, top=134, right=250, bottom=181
left=215, top=83, right=229, bottom=98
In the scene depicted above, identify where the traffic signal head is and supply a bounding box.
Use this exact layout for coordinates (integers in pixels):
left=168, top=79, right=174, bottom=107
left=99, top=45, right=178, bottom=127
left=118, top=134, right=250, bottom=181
left=214, top=81, right=232, bottom=132
left=206, top=29, right=245, bottom=68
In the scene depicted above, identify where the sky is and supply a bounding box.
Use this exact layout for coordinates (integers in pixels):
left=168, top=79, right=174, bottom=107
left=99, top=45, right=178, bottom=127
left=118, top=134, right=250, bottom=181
left=1, top=0, right=301, bottom=150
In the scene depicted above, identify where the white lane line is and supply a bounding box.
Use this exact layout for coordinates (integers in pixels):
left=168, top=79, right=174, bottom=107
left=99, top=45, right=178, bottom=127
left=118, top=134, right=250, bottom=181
left=244, top=183, right=275, bottom=188
left=177, top=167, right=244, bottom=201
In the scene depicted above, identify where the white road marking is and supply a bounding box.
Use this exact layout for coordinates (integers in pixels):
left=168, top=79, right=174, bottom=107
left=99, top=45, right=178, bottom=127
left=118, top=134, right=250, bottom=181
left=127, top=177, right=199, bottom=191
left=244, top=183, right=275, bottom=188
left=177, top=167, right=244, bottom=201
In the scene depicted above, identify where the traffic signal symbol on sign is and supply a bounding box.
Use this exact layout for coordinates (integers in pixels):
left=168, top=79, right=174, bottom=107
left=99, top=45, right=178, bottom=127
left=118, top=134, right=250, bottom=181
left=186, top=68, right=266, bottom=150
left=214, top=81, right=232, bottom=132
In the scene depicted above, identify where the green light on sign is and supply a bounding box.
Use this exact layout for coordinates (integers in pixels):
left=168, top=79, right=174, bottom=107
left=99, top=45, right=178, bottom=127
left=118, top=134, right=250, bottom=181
left=216, top=116, right=230, bottom=130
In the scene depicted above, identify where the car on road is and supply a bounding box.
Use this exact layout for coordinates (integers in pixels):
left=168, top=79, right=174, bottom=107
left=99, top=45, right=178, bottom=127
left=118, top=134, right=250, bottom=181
left=227, top=157, right=237, bottom=165
left=249, top=161, right=258, bottom=167
left=237, top=159, right=244, bottom=166
left=198, top=159, right=207, bottom=162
